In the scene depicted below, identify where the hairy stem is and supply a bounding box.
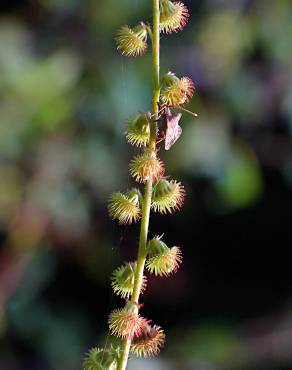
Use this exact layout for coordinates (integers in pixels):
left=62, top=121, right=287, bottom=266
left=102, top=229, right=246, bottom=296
left=116, top=1, right=160, bottom=369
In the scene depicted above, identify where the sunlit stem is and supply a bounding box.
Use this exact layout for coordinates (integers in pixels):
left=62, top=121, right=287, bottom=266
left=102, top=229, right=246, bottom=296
left=116, top=0, right=160, bottom=369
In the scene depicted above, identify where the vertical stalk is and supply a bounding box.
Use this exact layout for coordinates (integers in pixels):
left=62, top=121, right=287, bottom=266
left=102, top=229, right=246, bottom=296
left=116, top=1, right=160, bottom=369
left=152, top=0, right=160, bottom=119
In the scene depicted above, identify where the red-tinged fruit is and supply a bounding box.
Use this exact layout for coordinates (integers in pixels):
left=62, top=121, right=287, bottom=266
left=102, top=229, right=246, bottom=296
left=160, top=72, right=195, bottom=107
left=160, top=0, right=189, bottom=34
left=108, top=306, right=147, bottom=339
left=131, top=322, right=165, bottom=358
left=129, top=151, right=164, bottom=183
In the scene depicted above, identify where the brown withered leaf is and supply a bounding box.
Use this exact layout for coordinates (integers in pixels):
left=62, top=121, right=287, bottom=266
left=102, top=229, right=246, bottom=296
left=164, top=108, right=182, bottom=150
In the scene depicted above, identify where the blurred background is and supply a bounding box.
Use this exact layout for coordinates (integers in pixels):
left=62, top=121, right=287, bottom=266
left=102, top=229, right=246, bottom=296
left=0, top=0, right=292, bottom=369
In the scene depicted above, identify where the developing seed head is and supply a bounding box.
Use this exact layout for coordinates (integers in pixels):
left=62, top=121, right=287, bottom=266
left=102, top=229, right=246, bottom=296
left=146, top=237, right=182, bottom=276
left=108, top=189, right=141, bottom=224
left=147, top=236, right=169, bottom=256
left=152, top=179, right=185, bottom=214
left=83, top=346, right=119, bottom=370
left=129, top=150, right=164, bottom=183
left=160, top=0, right=189, bottom=34
left=160, top=72, right=195, bottom=107
left=108, top=304, right=147, bottom=339
left=131, top=322, right=165, bottom=358
left=116, top=23, right=148, bottom=57
left=125, top=113, right=151, bottom=147
left=111, top=262, right=147, bottom=299
left=147, top=246, right=182, bottom=277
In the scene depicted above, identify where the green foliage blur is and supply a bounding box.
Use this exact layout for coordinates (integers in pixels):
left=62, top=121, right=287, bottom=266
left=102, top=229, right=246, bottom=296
left=0, top=1, right=292, bottom=369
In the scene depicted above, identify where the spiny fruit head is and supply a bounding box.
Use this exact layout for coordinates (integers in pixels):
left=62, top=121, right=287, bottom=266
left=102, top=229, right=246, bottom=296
left=116, top=23, right=148, bottom=57
left=131, top=322, right=165, bottom=358
left=160, top=0, right=189, bottom=34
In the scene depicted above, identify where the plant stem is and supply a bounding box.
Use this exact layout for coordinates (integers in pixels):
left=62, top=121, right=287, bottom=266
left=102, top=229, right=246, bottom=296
left=152, top=0, right=160, bottom=119
left=117, top=1, right=160, bottom=369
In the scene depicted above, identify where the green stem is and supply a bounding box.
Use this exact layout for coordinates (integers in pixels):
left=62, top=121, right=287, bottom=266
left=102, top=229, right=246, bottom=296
left=117, top=1, right=160, bottom=369
left=152, top=0, right=160, bottom=118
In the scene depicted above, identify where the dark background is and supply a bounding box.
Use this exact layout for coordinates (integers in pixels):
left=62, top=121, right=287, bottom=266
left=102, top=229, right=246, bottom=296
left=0, top=0, right=292, bottom=369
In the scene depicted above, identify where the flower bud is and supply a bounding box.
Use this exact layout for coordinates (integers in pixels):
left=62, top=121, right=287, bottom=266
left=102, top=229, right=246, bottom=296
left=160, top=0, right=189, bottom=34
left=125, top=113, right=151, bottom=147
left=116, top=23, right=148, bottom=57
left=108, top=189, right=141, bottom=224
left=131, top=322, right=165, bottom=358
left=111, top=262, right=147, bottom=299
left=152, top=179, right=185, bottom=214
left=83, top=346, right=119, bottom=370
left=108, top=303, right=147, bottom=339
left=129, top=150, right=164, bottom=183
left=160, top=72, right=194, bottom=107
left=146, top=237, right=182, bottom=276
